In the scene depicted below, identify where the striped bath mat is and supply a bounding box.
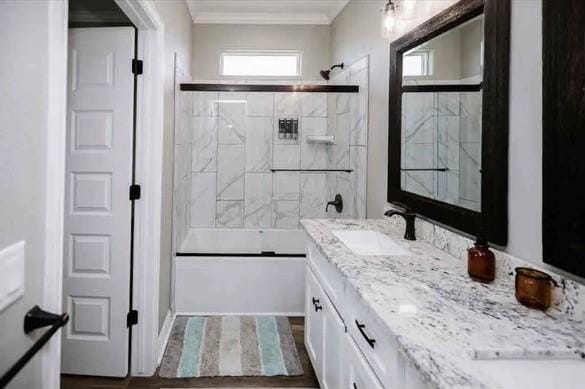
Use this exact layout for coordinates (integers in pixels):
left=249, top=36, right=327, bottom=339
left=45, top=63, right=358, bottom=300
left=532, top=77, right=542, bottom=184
left=159, top=316, right=303, bottom=378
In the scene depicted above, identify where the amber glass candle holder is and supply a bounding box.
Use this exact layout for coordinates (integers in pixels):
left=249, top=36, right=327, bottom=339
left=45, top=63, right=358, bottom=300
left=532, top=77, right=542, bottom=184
left=515, top=267, right=556, bottom=311
left=467, top=238, right=495, bottom=283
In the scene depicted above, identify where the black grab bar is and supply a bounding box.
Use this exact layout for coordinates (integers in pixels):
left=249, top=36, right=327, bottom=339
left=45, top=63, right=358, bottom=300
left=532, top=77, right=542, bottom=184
left=0, top=306, right=69, bottom=388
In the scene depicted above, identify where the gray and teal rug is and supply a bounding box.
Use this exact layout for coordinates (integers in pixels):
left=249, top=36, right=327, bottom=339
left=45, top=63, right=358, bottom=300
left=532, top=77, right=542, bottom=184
left=159, top=316, right=304, bottom=378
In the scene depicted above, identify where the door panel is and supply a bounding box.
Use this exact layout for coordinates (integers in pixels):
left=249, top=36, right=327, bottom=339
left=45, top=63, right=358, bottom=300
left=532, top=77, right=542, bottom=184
left=322, top=293, right=345, bottom=389
left=346, top=336, right=385, bottom=389
left=305, top=267, right=324, bottom=379
left=62, top=27, right=135, bottom=377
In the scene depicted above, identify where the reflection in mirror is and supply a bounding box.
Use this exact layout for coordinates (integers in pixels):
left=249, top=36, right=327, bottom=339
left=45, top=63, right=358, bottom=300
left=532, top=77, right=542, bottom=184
left=400, top=15, right=483, bottom=211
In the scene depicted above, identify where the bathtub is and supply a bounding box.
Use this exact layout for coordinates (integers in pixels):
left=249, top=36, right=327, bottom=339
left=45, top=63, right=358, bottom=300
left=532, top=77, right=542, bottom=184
left=174, top=229, right=306, bottom=316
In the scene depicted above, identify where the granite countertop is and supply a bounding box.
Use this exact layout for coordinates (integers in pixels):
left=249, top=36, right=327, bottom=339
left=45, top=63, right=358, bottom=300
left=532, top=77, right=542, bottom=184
left=301, top=219, right=585, bottom=389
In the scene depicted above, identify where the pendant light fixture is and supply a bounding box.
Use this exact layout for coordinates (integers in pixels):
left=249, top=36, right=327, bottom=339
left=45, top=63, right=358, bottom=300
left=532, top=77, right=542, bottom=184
left=381, top=1, right=418, bottom=38
left=381, top=0, right=397, bottom=38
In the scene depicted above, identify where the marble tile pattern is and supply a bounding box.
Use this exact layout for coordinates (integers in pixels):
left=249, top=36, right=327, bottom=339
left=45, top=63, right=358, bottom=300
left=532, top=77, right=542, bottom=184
left=299, top=173, right=327, bottom=219
left=217, top=144, right=245, bottom=200
left=324, top=57, right=370, bottom=219
left=218, top=92, right=247, bottom=144
left=190, top=172, right=216, bottom=227
left=244, top=173, right=272, bottom=228
left=216, top=200, right=244, bottom=228
left=301, top=117, right=327, bottom=169
left=191, top=116, right=218, bottom=172
left=302, top=217, right=585, bottom=389
left=401, top=89, right=481, bottom=212
left=186, top=76, right=369, bottom=229
left=172, top=59, right=193, bottom=249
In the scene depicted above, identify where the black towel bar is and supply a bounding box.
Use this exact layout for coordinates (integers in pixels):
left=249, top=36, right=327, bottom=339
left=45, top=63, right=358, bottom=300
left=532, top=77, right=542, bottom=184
left=0, top=306, right=69, bottom=388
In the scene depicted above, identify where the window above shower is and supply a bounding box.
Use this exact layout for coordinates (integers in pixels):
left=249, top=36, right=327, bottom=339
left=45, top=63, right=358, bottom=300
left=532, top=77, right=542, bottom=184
left=220, top=50, right=302, bottom=78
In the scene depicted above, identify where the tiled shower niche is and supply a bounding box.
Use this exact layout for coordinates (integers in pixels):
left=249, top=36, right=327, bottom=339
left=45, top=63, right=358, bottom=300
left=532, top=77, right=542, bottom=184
left=181, top=58, right=369, bottom=230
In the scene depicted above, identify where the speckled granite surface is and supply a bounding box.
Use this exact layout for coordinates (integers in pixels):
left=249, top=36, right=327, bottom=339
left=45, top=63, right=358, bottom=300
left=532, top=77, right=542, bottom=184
left=301, top=218, right=585, bottom=389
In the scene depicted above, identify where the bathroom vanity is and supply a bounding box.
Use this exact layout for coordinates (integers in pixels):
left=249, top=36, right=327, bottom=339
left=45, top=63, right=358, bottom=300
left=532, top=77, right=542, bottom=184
left=302, top=218, right=585, bottom=389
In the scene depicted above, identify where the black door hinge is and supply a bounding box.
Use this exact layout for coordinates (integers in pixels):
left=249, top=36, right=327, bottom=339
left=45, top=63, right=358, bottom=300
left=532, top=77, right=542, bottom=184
left=132, top=59, right=143, bottom=75
left=127, top=310, right=138, bottom=327
left=129, top=184, right=141, bottom=200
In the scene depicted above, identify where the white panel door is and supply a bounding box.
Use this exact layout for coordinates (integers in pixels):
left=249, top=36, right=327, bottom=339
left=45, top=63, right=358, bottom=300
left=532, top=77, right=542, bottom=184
left=62, top=27, right=135, bottom=377
left=322, top=293, right=345, bottom=389
left=305, top=267, right=324, bottom=379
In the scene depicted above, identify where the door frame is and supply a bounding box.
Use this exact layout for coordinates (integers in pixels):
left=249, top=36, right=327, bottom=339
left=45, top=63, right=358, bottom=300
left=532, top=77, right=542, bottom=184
left=43, top=1, right=165, bottom=386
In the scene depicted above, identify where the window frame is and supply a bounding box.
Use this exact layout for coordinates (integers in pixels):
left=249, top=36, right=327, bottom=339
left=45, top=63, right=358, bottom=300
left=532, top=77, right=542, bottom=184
left=402, top=50, right=433, bottom=77
left=219, top=50, right=303, bottom=79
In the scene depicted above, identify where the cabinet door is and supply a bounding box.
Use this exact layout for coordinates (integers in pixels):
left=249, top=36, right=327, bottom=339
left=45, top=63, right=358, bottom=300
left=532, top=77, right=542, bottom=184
left=405, top=362, right=430, bottom=389
left=322, top=294, right=346, bottom=389
left=346, top=335, right=385, bottom=389
left=305, top=267, right=324, bottom=378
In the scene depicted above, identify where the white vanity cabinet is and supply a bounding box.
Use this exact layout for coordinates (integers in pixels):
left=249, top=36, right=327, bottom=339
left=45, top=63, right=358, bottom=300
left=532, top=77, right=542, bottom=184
left=305, top=266, right=345, bottom=389
left=305, top=238, right=429, bottom=389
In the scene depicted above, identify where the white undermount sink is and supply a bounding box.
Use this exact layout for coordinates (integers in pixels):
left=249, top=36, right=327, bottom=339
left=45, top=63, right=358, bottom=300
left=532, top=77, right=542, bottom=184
left=332, top=230, right=413, bottom=256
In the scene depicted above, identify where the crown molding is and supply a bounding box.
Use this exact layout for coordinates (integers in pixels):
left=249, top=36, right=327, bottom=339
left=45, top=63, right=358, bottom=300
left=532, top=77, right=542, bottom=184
left=192, top=12, right=331, bottom=25
left=186, top=0, right=348, bottom=25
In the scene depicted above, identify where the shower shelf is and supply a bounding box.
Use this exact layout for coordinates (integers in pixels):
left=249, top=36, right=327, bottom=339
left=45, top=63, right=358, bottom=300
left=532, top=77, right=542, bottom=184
left=270, top=169, right=353, bottom=173
left=306, top=135, right=335, bottom=144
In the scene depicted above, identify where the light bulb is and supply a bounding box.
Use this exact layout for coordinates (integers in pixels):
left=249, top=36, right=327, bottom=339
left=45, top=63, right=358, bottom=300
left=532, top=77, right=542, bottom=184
left=381, top=1, right=397, bottom=38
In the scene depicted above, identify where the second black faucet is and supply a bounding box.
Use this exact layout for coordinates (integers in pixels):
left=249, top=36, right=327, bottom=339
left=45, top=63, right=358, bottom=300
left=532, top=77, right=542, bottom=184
left=384, top=207, right=416, bottom=240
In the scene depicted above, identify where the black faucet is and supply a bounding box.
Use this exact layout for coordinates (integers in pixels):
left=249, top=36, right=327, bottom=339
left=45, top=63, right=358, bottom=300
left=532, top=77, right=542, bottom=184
left=326, top=194, right=343, bottom=213
left=384, top=207, right=416, bottom=240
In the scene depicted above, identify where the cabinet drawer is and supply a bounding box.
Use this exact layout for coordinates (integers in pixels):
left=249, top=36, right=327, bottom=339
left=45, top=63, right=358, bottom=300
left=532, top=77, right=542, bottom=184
left=347, top=287, right=404, bottom=388
left=346, top=334, right=385, bottom=389
left=306, top=238, right=346, bottom=316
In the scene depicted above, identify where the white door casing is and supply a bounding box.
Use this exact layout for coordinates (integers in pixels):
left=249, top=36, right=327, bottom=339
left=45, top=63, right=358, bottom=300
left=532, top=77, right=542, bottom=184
left=62, top=27, right=135, bottom=377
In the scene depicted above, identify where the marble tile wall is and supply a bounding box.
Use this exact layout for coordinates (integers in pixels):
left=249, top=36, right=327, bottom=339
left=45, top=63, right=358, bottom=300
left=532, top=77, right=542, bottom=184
left=187, top=69, right=369, bottom=230
left=173, top=57, right=193, bottom=250
left=401, top=90, right=481, bottom=211
left=384, top=203, right=585, bottom=322
left=325, top=56, right=369, bottom=220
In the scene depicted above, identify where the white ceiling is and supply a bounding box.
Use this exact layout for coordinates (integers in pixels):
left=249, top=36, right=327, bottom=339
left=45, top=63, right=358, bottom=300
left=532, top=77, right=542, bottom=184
left=186, top=0, right=349, bottom=25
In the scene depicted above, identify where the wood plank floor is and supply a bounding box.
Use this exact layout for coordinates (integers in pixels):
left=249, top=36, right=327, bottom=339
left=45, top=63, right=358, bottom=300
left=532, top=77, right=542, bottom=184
left=61, top=318, right=319, bottom=389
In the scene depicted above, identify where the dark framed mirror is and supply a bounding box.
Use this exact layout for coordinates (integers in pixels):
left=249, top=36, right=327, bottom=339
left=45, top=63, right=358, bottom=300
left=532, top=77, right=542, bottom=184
left=387, top=0, right=510, bottom=245
left=542, top=0, right=585, bottom=277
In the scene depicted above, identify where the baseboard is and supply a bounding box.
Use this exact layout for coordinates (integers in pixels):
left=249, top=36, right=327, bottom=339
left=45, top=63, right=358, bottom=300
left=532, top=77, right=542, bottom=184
left=157, top=310, right=175, bottom=365
left=175, top=311, right=305, bottom=317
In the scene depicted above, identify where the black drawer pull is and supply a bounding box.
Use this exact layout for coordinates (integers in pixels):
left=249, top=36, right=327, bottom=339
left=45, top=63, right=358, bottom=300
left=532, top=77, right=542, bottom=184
left=353, top=383, right=358, bottom=389
left=355, top=320, right=376, bottom=349
left=314, top=304, right=323, bottom=312
left=312, top=297, right=320, bottom=305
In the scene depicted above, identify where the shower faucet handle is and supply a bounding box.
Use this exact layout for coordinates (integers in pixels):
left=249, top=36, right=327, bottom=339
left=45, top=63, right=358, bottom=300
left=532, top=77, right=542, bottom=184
left=326, top=194, right=343, bottom=214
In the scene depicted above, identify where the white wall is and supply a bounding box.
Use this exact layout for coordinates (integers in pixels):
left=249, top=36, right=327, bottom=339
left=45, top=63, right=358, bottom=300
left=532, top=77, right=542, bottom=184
left=506, top=0, right=542, bottom=264
left=153, top=0, right=194, bottom=332
left=191, top=24, right=330, bottom=80
left=330, top=0, right=457, bottom=219
left=0, top=1, right=52, bottom=387
left=330, top=0, right=574, bottom=279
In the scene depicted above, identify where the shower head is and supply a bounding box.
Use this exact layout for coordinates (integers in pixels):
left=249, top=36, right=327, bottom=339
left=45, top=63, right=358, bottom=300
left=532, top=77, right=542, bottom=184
left=320, top=62, right=345, bottom=81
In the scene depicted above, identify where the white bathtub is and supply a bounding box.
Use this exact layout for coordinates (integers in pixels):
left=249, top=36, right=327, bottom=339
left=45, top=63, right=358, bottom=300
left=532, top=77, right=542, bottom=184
left=174, top=229, right=306, bottom=316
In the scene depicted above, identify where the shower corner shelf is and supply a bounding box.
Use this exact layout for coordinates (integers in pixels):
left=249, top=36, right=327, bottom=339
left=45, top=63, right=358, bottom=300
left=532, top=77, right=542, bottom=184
left=306, top=135, right=335, bottom=145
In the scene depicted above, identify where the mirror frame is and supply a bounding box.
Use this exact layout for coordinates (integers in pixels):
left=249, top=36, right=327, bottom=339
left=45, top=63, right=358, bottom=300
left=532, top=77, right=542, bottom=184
left=387, top=0, right=510, bottom=245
